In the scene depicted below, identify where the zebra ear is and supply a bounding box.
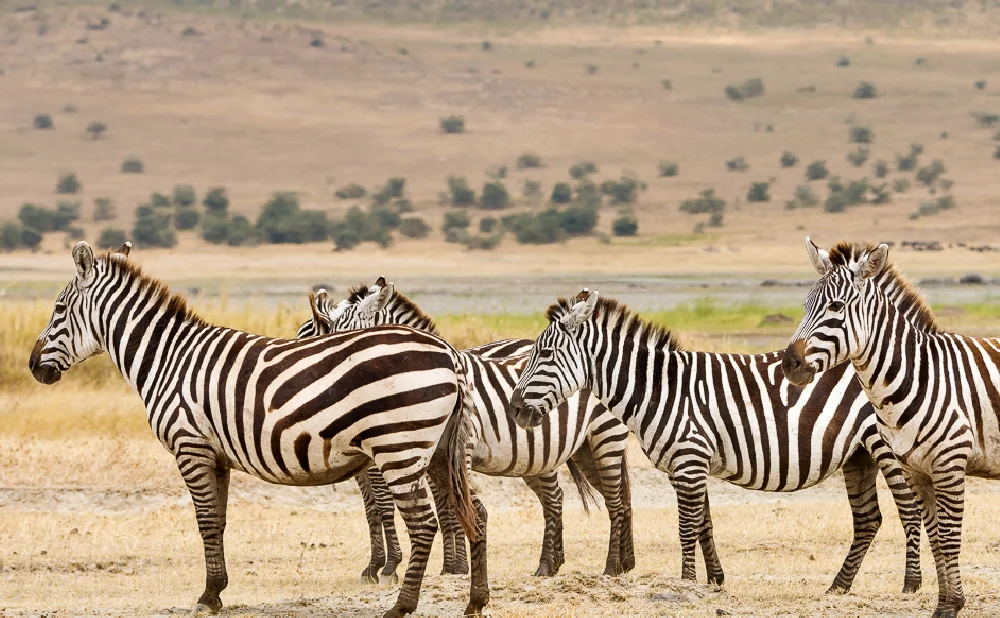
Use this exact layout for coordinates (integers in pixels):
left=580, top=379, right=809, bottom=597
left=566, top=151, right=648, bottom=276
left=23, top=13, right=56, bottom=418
left=72, top=241, right=95, bottom=285
left=562, top=290, right=599, bottom=332
left=309, top=289, right=332, bottom=331
left=360, top=281, right=393, bottom=316
left=114, top=241, right=131, bottom=258
left=805, top=237, right=831, bottom=276
left=857, top=243, right=890, bottom=281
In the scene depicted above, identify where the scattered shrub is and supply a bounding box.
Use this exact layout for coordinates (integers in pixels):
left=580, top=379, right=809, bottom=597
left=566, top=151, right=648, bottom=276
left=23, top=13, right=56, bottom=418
left=559, top=204, right=599, bottom=236
left=481, top=181, right=510, bottom=210
left=836, top=56, right=850, bottom=67
left=873, top=160, right=889, bottom=178
left=20, top=226, right=43, bottom=251
left=173, top=184, right=197, bottom=207
left=94, top=197, right=116, bottom=221
left=746, top=182, right=771, bottom=202
left=995, top=145, right=1000, bottom=160
left=780, top=151, right=798, bottom=168
left=19, top=203, right=56, bottom=232
left=439, top=115, right=466, bottom=134
left=525, top=60, right=535, bottom=68
left=871, top=183, right=892, bottom=204
left=847, top=147, right=870, bottom=167
left=612, top=212, right=639, bottom=237
left=487, top=165, right=508, bottom=180
left=516, top=153, right=543, bottom=170
left=586, top=64, right=598, bottom=75
left=151, top=192, right=172, bottom=209
left=796, top=185, right=819, bottom=206
left=852, top=81, right=877, bottom=99
left=398, top=217, right=430, bottom=239
left=335, top=183, right=366, bottom=200
left=574, top=180, right=602, bottom=209
left=742, top=78, right=765, bottom=98
left=447, top=176, right=475, bottom=206
left=680, top=189, right=726, bottom=214
left=86, top=121, right=107, bottom=139
left=175, top=208, right=200, bottom=231
left=466, top=233, right=503, bottom=250
left=226, top=215, right=257, bottom=247
left=56, top=173, right=81, bottom=194
left=843, top=179, right=871, bottom=204
left=201, top=212, right=230, bottom=244
left=916, top=160, right=946, bottom=186
left=939, top=178, right=954, bottom=191
left=132, top=205, right=176, bottom=248
left=897, top=152, right=919, bottom=172
left=395, top=198, right=414, bottom=213
left=893, top=178, right=912, bottom=193
left=724, top=85, right=745, bottom=102
left=1, top=222, right=22, bottom=251
left=708, top=212, right=724, bottom=227
left=523, top=180, right=542, bottom=199
left=570, top=161, right=598, bottom=179
left=975, top=80, right=987, bottom=90
left=481, top=40, right=492, bottom=51
left=972, top=112, right=1000, bottom=128
left=54, top=201, right=81, bottom=230
left=658, top=161, right=679, bottom=177
left=661, top=78, right=672, bottom=90
left=805, top=160, right=829, bottom=181
left=443, top=210, right=471, bottom=232
left=824, top=192, right=849, bottom=213
left=726, top=157, right=749, bottom=172
left=479, top=217, right=499, bottom=233
left=121, top=156, right=144, bottom=173
left=97, top=227, right=128, bottom=249
left=203, top=187, right=229, bottom=213
left=849, top=126, right=874, bottom=144
left=550, top=182, right=572, bottom=204
left=256, top=192, right=327, bottom=244
left=444, top=227, right=469, bottom=245
left=601, top=177, right=642, bottom=204
left=34, top=114, right=53, bottom=129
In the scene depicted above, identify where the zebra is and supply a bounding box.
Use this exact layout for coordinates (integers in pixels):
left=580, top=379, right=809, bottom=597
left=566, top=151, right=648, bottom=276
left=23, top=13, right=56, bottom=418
left=27, top=242, right=489, bottom=617
left=508, top=288, right=925, bottom=593
left=297, top=278, right=636, bottom=579
left=782, top=238, right=1000, bottom=617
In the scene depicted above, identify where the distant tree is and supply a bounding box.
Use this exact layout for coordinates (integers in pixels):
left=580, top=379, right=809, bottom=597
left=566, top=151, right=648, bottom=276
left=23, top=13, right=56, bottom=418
left=173, top=184, right=197, bottom=208
left=852, top=81, right=877, bottom=99
left=805, top=160, right=829, bottom=181
left=658, top=161, right=680, bottom=177
left=481, top=181, right=510, bottom=210
left=121, top=157, right=144, bottom=173
left=203, top=187, right=229, bottom=213
left=97, top=227, right=128, bottom=249
left=1, top=223, right=22, bottom=251
left=86, top=121, right=108, bottom=139
left=746, top=182, right=771, bottom=202
left=399, top=217, right=431, bottom=239
left=34, top=114, right=53, bottom=130
left=175, top=208, right=200, bottom=231
left=56, top=173, right=81, bottom=194
left=335, top=183, right=366, bottom=200
left=447, top=176, right=475, bottom=206
left=570, top=161, right=598, bottom=179
left=612, top=212, right=639, bottom=237
left=550, top=182, right=572, bottom=204
left=780, top=151, right=798, bottom=168
left=440, top=115, right=466, bottom=134
left=516, top=153, right=543, bottom=170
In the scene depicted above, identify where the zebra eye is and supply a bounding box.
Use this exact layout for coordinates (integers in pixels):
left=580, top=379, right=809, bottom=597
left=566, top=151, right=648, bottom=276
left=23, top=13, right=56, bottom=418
left=828, top=300, right=845, bottom=312
left=539, top=349, right=554, bottom=359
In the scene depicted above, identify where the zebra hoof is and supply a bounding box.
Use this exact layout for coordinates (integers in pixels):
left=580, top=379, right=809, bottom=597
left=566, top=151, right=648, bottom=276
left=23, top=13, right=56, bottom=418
left=378, top=571, right=399, bottom=586
left=707, top=573, right=725, bottom=588
left=825, top=585, right=850, bottom=595
left=189, top=603, right=218, bottom=616
left=901, top=577, right=921, bottom=594
left=533, top=563, right=554, bottom=577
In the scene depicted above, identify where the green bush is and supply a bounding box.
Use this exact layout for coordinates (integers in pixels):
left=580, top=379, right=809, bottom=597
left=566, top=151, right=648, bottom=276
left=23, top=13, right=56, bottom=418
left=844, top=179, right=871, bottom=204
left=399, top=216, right=431, bottom=239
left=523, top=180, right=542, bottom=199
left=56, top=173, right=81, bottom=194
left=612, top=212, right=639, bottom=237
left=806, top=160, right=829, bottom=181
left=1, top=222, right=22, bottom=251
left=173, top=184, right=197, bottom=208
left=335, top=183, right=366, bottom=200
left=121, top=157, right=144, bottom=173
left=852, top=81, right=877, bottom=99
left=175, top=208, right=200, bottom=231
left=975, top=80, right=987, bottom=90
left=559, top=204, right=599, bottom=236
left=995, top=145, right=1000, bottom=160
left=916, top=160, right=946, bottom=186
left=780, top=151, right=798, bottom=168
left=256, top=192, right=328, bottom=244
left=481, top=40, right=492, bottom=51
left=151, top=192, right=172, bottom=209
left=395, top=198, right=414, bottom=213
left=836, top=56, right=850, bottom=67
left=574, top=180, right=602, bottom=208
left=86, top=121, right=107, bottom=139
left=824, top=192, right=849, bottom=213
left=601, top=177, right=642, bottom=204
left=516, top=153, right=543, bottom=170
left=368, top=205, right=401, bottom=230
left=511, top=210, right=566, bottom=244
left=203, top=187, right=229, bottom=213
left=586, top=64, right=598, bottom=75
left=226, top=215, right=257, bottom=247
left=939, top=178, right=954, bottom=191
left=746, top=182, right=770, bottom=202
left=97, top=227, right=128, bottom=249
left=871, top=183, right=892, bottom=204
left=479, top=217, right=498, bottom=233
left=570, top=161, right=598, bottom=179
left=849, top=126, right=874, bottom=144
left=443, top=210, right=471, bottom=232
left=486, top=165, right=508, bottom=180
left=465, top=233, right=503, bottom=250
left=972, top=112, right=1000, bottom=128
left=20, top=226, right=43, bottom=250
left=93, top=197, right=116, bottom=222
left=447, top=176, right=475, bottom=206
left=481, top=181, right=510, bottom=210
left=444, top=227, right=469, bottom=244
left=34, top=114, right=53, bottom=130
left=795, top=185, right=819, bottom=207
left=18, top=204, right=55, bottom=232
left=893, top=178, right=912, bottom=193
left=742, top=78, right=765, bottom=98
left=330, top=223, right=361, bottom=251
left=385, top=177, right=406, bottom=199
left=897, top=152, right=918, bottom=171
left=658, top=161, right=680, bottom=177
left=440, top=115, right=465, bottom=134
left=847, top=147, right=870, bottom=167
left=661, top=78, right=672, bottom=90
left=201, top=212, right=230, bottom=244
left=873, top=160, right=889, bottom=178
left=726, top=157, right=749, bottom=172
left=550, top=182, right=572, bottom=204
left=53, top=201, right=81, bottom=231
left=680, top=189, right=726, bottom=214
left=132, top=205, right=176, bottom=248
left=724, top=85, right=745, bottom=101
left=708, top=212, right=724, bottom=227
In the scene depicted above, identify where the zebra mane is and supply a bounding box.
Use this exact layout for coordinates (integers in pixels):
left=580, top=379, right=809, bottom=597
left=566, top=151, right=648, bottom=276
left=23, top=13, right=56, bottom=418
left=545, top=295, right=684, bottom=352
left=100, top=252, right=209, bottom=328
left=828, top=241, right=940, bottom=334
left=346, top=282, right=440, bottom=335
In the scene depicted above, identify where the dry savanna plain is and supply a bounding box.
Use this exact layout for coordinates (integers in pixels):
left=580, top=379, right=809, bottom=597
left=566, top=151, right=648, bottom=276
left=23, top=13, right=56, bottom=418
left=5, top=0, right=1000, bottom=615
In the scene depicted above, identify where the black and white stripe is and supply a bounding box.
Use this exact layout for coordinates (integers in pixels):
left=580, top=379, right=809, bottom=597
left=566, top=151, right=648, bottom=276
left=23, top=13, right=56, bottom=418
left=28, top=242, right=489, bottom=618
left=783, top=238, right=1000, bottom=617
left=298, top=279, right=635, bottom=578
left=510, top=289, right=924, bottom=593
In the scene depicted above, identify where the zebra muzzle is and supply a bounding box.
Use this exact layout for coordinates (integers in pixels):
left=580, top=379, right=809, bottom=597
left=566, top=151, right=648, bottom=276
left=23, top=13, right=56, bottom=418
left=509, top=395, right=544, bottom=429
left=781, top=339, right=816, bottom=386
left=29, top=340, right=62, bottom=385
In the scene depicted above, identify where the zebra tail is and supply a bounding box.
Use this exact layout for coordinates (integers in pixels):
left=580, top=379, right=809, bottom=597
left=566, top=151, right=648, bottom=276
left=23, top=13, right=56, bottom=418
left=565, top=458, right=602, bottom=517
left=445, top=369, right=481, bottom=542
left=620, top=450, right=632, bottom=509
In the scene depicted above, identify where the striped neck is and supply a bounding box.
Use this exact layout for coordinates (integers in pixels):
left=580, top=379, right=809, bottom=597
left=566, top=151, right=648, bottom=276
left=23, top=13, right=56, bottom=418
left=379, top=292, right=439, bottom=336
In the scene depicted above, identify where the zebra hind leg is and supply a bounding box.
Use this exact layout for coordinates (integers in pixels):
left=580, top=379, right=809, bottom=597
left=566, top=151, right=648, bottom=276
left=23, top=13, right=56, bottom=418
left=569, top=446, right=628, bottom=576
left=827, top=450, right=882, bottom=594
left=380, top=474, right=438, bottom=618
left=429, top=475, right=469, bottom=575
left=366, top=466, right=404, bottom=585
left=523, top=473, right=565, bottom=576
left=356, top=468, right=387, bottom=584
left=929, top=462, right=968, bottom=617
left=866, top=434, right=923, bottom=593
left=698, top=493, right=724, bottom=587
left=178, top=451, right=231, bottom=615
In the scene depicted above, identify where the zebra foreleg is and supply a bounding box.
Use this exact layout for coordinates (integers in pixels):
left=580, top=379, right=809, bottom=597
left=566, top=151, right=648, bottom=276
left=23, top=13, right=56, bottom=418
left=179, top=452, right=230, bottom=615
left=670, top=466, right=710, bottom=583
left=429, top=476, right=469, bottom=575
left=866, top=435, right=923, bottom=593
left=698, top=492, right=725, bottom=587
left=828, top=450, right=882, bottom=594
left=356, top=469, right=387, bottom=584
left=523, top=473, right=565, bottom=576
left=928, top=463, right=968, bottom=617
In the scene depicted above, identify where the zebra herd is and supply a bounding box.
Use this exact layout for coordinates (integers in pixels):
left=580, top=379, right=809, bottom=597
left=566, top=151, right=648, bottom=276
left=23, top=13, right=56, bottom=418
left=26, top=238, right=1000, bottom=617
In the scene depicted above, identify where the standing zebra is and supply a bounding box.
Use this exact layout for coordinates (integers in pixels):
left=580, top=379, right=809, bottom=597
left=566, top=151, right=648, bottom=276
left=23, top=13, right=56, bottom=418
left=27, top=242, right=489, bottom=617
left=783, top=239, right=1000, bottom=617
left=298, top=279, right=635, bottom=579
left=509, top=289, right=925, bottom=593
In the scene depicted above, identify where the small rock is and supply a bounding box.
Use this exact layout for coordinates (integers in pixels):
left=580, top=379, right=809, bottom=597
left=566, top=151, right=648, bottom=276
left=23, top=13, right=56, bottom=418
left=717, top=610, right=732, bottom=616
left=651, top=592, right=689, bottom=603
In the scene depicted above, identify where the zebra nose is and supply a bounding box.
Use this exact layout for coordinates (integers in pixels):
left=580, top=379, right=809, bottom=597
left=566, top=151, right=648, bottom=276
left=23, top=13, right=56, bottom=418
left=781, top=339, right=816, bottom=386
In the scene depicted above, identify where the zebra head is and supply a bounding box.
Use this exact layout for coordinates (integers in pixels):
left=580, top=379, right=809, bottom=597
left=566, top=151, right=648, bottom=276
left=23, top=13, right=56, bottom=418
left=296, top=278, right=395, bottom=338
left=782, top=237, right=889, bottom=386
left=29, top=241, right=131, bottom=385
left=510, top=289, right=599, bottom=428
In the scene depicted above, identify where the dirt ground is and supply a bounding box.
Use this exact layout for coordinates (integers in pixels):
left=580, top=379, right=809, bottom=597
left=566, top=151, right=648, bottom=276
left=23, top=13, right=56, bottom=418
left=3, top=436, right=1000, bottom=616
